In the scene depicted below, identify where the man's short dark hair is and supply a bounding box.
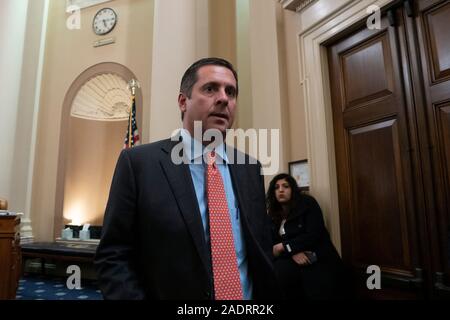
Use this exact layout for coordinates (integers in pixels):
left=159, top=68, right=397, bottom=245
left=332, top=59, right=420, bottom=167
left=180, top=57, right=239, bottom=120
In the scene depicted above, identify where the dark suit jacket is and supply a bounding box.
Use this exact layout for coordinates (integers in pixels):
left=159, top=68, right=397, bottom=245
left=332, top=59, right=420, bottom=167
left=94, top=139, right=278, bottom=300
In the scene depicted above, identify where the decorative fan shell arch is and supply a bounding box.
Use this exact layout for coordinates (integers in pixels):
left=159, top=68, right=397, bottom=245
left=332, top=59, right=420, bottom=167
left=71, top=73, right=132, bottom=121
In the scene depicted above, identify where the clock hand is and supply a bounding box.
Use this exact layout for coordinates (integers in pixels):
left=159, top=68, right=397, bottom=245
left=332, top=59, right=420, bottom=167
left=103, top=19, right=107, bottom=27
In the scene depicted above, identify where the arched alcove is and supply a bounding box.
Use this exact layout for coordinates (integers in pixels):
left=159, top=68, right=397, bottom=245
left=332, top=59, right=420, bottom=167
left=54, top=62, right=142, bottom=237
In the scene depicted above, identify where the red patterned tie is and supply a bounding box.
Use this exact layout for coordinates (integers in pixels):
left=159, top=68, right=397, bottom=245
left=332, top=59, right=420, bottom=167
left=206, top=150, right=243, bottom=300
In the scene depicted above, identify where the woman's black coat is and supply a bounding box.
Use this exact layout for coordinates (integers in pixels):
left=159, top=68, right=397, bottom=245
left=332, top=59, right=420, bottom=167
left=271, top=194, right=346, bottom=299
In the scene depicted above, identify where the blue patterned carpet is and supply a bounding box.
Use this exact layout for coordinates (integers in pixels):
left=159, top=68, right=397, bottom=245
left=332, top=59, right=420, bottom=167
left=16, top=275, right=103, bottom=300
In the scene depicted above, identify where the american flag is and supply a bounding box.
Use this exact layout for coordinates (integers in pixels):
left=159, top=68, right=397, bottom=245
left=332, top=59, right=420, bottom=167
left=123, top=95, right=140, bottom=149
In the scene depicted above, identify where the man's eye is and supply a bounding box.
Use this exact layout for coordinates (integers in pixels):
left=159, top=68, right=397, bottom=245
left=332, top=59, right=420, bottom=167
left=226, top=88, right=236, bottom=97
left=204, top=86, right=214, bottom=92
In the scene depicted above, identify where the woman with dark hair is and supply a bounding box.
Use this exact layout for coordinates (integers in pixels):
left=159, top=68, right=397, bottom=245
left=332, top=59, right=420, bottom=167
left=267, top=173, right=346, bottom=300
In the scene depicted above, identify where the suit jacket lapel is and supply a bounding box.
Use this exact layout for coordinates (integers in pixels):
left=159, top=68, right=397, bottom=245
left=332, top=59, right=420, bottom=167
left=159, top=139, right=211, bottom=275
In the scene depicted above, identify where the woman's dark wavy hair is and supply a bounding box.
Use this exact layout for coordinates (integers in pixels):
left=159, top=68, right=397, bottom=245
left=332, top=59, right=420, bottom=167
left=266, top=173, right=303, bottom=224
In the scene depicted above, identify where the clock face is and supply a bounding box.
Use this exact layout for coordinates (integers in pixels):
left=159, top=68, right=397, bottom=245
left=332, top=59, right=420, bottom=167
left=93, top=8, right=117, bottom=35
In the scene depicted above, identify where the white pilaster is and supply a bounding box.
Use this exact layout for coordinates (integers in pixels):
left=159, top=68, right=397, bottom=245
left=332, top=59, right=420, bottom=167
left=248, top=0, right=290, bottom=180
left=149, top=0, right=208, bottom=142
left=0, top=0, right=50, bottom=242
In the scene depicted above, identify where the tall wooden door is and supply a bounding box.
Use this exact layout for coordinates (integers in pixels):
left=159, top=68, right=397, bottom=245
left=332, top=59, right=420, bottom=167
left=413, top=0, right=450, bottom=297
left=327, top=3, right=430, bottom=299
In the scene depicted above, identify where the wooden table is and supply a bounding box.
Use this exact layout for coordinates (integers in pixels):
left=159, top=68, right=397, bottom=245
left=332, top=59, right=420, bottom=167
left=21, top=241, right=98, bottom=275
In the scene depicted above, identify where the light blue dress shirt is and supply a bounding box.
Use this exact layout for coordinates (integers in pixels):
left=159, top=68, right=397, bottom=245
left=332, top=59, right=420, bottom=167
left=180, top=129, right=253, bottom=300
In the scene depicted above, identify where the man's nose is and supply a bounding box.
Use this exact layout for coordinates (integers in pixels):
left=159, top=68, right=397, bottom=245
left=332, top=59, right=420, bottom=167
left=215, top=88, right=229, bottom=106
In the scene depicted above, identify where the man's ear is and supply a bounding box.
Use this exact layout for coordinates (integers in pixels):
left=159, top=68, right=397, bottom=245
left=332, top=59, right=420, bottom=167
left=178, top=93, right=187, bottom=112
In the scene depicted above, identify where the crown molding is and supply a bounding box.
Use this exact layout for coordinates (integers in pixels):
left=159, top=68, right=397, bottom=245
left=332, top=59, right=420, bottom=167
left=279, top=0, right=318, bottom=12
left=66, top=0, right=113, bottom=12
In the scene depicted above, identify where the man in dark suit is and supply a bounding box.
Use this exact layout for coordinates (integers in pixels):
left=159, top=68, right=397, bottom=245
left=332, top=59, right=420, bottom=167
left=94, top=57, right=278, bottom=300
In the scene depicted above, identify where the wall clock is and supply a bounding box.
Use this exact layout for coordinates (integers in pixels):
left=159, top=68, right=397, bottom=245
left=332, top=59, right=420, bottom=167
left=93, top=7, right=117, bottom=35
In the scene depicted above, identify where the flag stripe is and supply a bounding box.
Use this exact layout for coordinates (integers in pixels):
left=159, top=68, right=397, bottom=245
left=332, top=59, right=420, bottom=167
left=123, top=96, right=140, bottom=149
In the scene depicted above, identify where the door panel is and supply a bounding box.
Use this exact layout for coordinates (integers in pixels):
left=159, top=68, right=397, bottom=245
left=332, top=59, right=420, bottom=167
left=435, top=105, right=450, bottom=185
left=423, top=1, right=450, bottom=82
left=348, top=119, right=411, bottom=271
left=342, top=36, right=394, bottom=109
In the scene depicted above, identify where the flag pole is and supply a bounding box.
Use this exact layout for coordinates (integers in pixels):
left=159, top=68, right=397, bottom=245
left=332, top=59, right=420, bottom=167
left=128, top=96, right=133, bottom=148
left=127, top=79, right=140, bottom=148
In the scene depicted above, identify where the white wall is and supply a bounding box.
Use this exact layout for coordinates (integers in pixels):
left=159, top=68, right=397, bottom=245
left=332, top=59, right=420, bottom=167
left=0, top=0, right=29, bottom=205
left=31, top=0, right=155, bottom=241
left=0, top=0, right=313, bottom=241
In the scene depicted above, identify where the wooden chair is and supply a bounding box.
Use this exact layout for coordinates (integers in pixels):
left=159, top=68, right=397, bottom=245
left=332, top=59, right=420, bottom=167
left=0, top=198, right=8, bottom=210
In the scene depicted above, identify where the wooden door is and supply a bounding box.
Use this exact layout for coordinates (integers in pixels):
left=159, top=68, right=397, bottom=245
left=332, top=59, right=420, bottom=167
left=327, top=6, right=426, bottom=299
left=414, top=0, right=450, bottom=297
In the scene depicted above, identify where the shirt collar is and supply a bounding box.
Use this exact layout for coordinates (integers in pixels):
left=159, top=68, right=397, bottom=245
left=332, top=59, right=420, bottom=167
left=180, top=128, right=228, bottom=164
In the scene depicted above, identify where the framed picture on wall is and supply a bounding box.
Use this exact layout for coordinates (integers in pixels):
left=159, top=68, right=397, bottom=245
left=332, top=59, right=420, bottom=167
left=288, top=159, right=310, bottom=191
